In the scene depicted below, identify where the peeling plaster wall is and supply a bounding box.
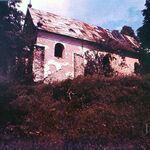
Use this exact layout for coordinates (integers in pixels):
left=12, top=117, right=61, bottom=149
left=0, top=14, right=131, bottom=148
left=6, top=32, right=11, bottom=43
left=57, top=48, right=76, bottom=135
left=33, top=31, right=139, bottom=82
left=35, top=31, right=86, bottom=82
left=84, top=50, right=139, bottom=76
left=110, top=54, right=139, bottom=75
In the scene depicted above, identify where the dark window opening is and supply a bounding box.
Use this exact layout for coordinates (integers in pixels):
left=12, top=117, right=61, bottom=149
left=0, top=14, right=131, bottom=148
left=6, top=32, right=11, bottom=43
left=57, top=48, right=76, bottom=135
left=54, top=43, right=64, bottom=58
left=134, top=62, right=140, bottom=74
left=102, top=54, right=110, bottom=67
left=102, top=54, right=113, bottom=76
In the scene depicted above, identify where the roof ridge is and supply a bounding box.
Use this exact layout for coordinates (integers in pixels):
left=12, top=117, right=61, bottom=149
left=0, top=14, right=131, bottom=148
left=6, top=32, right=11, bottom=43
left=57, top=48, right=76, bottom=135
left=27, top=7, right=140, bottom=51
left=28, top=7, right=105, bottom=30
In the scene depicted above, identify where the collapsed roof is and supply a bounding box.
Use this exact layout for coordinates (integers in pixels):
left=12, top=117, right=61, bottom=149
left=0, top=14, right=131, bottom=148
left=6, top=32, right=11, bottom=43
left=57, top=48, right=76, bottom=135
left=28, top=8, right=140, bottom=52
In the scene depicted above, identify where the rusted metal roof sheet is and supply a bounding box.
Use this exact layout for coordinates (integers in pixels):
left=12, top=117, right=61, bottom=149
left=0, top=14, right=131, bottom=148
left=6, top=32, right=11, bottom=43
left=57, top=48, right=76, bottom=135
left=28, top=8, right=140, bottom=51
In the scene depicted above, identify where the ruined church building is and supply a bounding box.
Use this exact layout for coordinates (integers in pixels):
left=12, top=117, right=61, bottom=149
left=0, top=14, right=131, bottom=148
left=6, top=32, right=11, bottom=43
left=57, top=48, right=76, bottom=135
left=23, top=7, right=140, bottom=82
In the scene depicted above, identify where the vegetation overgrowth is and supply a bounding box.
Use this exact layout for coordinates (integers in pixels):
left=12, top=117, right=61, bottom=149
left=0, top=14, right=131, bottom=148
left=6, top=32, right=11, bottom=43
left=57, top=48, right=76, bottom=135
left=0, top=75, right=150, bottom=147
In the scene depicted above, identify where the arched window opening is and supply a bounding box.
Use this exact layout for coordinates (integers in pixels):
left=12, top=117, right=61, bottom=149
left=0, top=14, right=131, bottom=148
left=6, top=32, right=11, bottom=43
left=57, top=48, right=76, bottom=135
left=54, top=43, right=64, bottom=58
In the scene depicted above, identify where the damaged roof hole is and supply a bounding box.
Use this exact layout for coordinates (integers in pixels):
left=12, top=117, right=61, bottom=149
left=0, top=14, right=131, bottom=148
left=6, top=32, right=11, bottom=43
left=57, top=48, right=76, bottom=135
left=37, top=21, right=43, bottom=27
left=92, top=33, right=98, bottom=38
left=48, top=19, right=52, bottom=22
left=80, top=29, right=86, bottom=34
left=69, top=28, right=76, bottom=33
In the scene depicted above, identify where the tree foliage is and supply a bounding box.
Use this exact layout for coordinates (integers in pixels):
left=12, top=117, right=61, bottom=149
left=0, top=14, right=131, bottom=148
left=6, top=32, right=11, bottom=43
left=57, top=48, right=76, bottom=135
left=137, top=0, right=150, bottom=74
left=0, top=0, right=24, bottom=78
left=138, top=0, right=150, bottom=50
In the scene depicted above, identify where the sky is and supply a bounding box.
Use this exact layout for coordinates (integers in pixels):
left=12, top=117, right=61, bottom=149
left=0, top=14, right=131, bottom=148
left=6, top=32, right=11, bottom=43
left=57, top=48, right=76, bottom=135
left=20, top=0, right=146, bottom=32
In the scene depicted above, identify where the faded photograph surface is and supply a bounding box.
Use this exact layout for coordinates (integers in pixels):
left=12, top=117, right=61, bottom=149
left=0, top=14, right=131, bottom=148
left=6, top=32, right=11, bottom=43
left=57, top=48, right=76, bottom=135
left=0, top=0, right=150, bottom=149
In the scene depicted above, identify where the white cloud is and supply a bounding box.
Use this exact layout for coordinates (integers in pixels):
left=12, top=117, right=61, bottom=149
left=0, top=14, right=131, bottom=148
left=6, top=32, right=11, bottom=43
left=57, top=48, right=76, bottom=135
left=20, top=0, right=145, bottom=30
left=86, top=0, right=145, bottom=24
left=20, top=0, right=71, bottom=16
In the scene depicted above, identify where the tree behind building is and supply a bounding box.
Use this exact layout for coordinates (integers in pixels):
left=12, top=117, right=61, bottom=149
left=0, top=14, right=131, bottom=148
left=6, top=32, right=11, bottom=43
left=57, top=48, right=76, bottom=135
left=137, top=0, right=150, bottom=74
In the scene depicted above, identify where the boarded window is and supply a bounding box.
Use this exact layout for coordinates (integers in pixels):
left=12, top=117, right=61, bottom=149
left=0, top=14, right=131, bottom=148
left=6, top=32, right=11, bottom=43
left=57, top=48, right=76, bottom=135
left=54, top=43, right=64, bottom=58
left=74, top=53, right=84, bottom=78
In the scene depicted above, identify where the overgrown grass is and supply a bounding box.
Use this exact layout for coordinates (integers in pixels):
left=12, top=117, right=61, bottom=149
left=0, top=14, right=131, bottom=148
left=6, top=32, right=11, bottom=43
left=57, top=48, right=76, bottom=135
left=0, top=75, right=150, bottom=145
